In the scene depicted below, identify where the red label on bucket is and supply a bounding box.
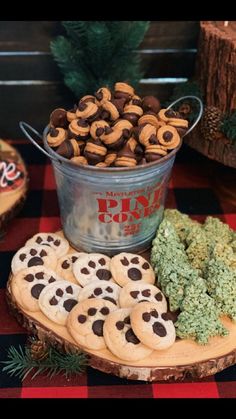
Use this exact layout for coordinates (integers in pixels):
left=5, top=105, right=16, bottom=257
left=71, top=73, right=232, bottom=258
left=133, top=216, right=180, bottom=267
left=94, top=177, right=167, bottom=236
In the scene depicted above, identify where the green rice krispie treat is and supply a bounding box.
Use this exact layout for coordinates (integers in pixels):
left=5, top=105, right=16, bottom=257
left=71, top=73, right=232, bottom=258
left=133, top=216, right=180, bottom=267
left=185, top=228, right=211, bottom=273
left=151, top=219, right=187, bottom=273
left=203, top=216, right=233, bottom=245
left=180, top=277, right=220, bottom=316
left=175, top=276, right=227, bottom=343
left=211, top=243, right=236, bottom=269
left=231, top=239, right=236, bottom=253
left=205, top=259, right=236, bottom=321
left=185, top=223, right=203, bottom=246
left=158, top=261, right=199, bottom=311
left=175, top=311, right=228, bottom=344
left=164, top=209, right=197, bottom=244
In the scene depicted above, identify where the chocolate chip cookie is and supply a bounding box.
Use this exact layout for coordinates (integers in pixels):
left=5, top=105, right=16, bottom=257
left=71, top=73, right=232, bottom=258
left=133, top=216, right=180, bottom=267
left=110, top=253, right=155, bottom=287
left=56, top=252, right=86, bottom=284
left=67, top=298, right=117, bottom=350
left=25, top=233, right=69, bottom=258
left=11, top=245, right=57, bottom=275
left=78, top=280, right=121, bottom=306
left=38, top=280, right=81, bottom=325
left=130, top=301, right=176, bottom=350
left=73, top=253, right=113, bottom=287
left=119, top=282, right=167, bottom=310
left=103, top=308, right=153, bottom=361
left=11, top=266, right=62, bottom=312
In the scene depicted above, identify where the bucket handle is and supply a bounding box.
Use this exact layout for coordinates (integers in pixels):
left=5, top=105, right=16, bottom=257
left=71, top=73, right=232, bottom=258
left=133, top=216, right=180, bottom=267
left=19, top=121, right=61, bottom=164
left=167, top=95, right=203, bottom=137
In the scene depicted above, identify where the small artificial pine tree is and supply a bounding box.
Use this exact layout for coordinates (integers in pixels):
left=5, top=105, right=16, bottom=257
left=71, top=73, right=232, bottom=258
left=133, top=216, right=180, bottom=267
left=51, top=21, right=150, bottom=99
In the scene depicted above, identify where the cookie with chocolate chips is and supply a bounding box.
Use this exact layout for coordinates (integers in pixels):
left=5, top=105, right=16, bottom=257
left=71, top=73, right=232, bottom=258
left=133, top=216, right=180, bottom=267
left=110, top=253, right=155, bottom=287
left=73, top=253, right=113, bottom=287
left=56, top=252, right=87, bottom=284
left=25, top=233, right=69, bottom=258
left=130, top=301, right=176, bottom=350
left=11, top=266, right=62, bottom=312
left=103, top=308, right=153, bottom=361
left=11, top=245, right=57, bottom=275
left=78, top=280, right=121, bottom=306
left=38, top=280, right=81, bottom=325
left=119, top=282, right=167, bottom=310
left=67, top=298, right=117, bottom=350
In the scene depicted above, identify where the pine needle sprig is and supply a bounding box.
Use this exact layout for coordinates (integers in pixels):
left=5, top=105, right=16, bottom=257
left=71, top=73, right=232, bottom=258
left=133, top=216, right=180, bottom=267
left=221, top=111, right=236, bottom=144
left=166, top=81, right=204, bottom=123
left=50, top=21, right=150, bottom=98
left=1, top=345, right=88, bottom=381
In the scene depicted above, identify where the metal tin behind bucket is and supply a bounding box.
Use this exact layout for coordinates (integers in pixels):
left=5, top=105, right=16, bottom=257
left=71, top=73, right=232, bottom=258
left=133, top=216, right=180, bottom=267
left=43, top=126, right=179, bottom=255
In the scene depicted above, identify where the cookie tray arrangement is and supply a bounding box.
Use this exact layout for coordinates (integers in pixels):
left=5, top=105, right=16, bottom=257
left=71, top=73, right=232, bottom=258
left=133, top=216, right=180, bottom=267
left=6, top=230, right=236, bottom=382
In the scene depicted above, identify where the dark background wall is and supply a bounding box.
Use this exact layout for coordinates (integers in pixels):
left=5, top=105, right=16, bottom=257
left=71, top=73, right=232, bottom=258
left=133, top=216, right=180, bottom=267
left=0, top=21, right=200, bottom=138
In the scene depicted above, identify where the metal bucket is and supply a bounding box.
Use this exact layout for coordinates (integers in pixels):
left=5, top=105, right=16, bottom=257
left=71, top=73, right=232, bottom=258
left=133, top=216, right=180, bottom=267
left=20, top=96, right=203, bottom=255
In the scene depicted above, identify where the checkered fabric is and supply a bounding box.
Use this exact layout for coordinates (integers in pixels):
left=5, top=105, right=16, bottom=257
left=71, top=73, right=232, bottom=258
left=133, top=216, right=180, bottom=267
left=0, top=139, right=235, bottom=399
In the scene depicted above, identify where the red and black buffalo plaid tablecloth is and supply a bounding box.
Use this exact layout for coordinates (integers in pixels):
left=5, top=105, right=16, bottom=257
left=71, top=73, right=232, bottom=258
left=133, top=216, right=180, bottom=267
left=0, top=139, right=236, bottom=399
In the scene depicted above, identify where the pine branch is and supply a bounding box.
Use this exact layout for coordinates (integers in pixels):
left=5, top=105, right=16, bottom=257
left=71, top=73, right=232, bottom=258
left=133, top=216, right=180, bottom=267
left=50, top=36, right=79, bottom=73
left=50, top=21, right=150, bottom=98
left=221, top=111, right=236, bottom=144
left=1, top=345, right=88, bottom=380
left=166, top=81, right=204, bottom=123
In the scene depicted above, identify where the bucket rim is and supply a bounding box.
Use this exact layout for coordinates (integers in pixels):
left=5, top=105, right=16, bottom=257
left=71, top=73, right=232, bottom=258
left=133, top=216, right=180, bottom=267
left=43, top=125, right=181, bottom=173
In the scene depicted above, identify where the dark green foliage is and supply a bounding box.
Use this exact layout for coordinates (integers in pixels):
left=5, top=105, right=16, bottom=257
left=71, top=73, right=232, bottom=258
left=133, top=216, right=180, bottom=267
left=51, top=21, right=150, bottom=99
left=169, top=81, right=204, bottom=103
left=1, top=344, right=88, bottom=380
left=166, top=81, right=204, bottom=124
left=221, top=111, right=236, bottom=144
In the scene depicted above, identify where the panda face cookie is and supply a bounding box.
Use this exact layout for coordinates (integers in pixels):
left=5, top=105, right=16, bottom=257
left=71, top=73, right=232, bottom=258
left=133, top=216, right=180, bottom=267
left=78, top=280, right=121, bottom=306
left=103, top=308, right=153, bottom=361
left=11, top=245, right=57, bottom=275
left=110, top=253, right=155, bottom=287
left=67, top=298, right=117, bottom=350
left=11, top=266, right=62, bottom=312
left=130, top=301, right=176, bottom=350
left=73, top=253, right=113, bottom=287
left=38, top=280, right=81, bottom=325
left=119, top=282, right=167, bottom=310
left=25, top=233, right=69, bottom=258
left=56, top=252, right=86, bottom=284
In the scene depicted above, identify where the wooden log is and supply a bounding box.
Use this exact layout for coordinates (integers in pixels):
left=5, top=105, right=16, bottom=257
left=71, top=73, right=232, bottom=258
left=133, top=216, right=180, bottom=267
left=196, top=21, right=236, bottom=113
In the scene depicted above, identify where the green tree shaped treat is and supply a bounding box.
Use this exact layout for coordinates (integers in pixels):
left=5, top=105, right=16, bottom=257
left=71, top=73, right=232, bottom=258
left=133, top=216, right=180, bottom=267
left=205, top=259, right=236, bottom=321
left=175, top=277, right=228, bottom=344
left=151, top=210, right=235, bottom=343
left=164, top=209, right=197, bottom=244
left=203, top=216, right=233, bottom=245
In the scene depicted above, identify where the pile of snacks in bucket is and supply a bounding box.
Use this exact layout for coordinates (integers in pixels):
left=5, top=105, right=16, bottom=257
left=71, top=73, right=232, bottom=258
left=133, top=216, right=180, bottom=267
left=46, top=82, right=189, bottom=168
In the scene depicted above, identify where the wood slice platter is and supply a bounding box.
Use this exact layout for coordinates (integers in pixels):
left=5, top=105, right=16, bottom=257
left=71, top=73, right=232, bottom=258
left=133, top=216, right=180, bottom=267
left=5, top=231, right=236, bottom=382
left=0, top=140, right=28, bottom=234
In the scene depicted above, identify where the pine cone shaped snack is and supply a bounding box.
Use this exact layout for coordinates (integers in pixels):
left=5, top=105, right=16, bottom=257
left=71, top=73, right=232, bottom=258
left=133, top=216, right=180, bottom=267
left=84, top=138, right=107, bottom=165
left=45, top=81, right=191, bottom=168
